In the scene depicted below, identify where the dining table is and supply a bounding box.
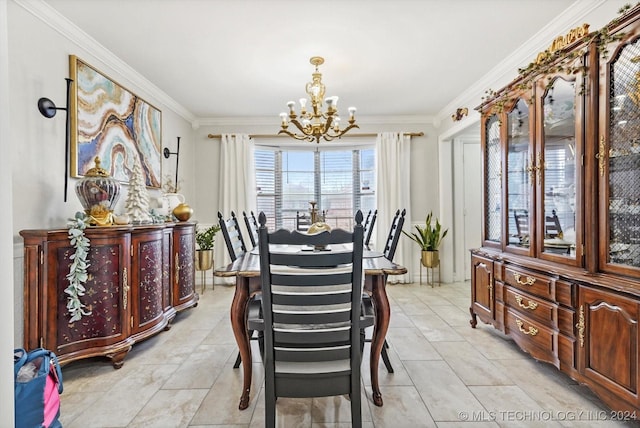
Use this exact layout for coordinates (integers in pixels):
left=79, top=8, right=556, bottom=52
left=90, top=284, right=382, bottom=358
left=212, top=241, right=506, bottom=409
left=214, top=246, right=407, bottom=410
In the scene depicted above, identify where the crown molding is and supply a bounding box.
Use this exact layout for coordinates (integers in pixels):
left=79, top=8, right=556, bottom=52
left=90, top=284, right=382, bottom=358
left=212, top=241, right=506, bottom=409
left=435, top=0, right=606, bottom=126
left=16, top=0, right=197, bottom=125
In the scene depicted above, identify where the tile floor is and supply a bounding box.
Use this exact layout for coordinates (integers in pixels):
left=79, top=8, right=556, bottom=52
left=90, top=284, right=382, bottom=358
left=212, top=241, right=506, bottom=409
left=58, top=281, right=638, bottom=427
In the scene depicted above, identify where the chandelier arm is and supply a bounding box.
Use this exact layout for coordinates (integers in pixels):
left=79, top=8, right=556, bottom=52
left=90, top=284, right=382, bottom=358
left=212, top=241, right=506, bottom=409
left=288, top=118, right=310, bottom=135
left=278, top=129, right=315, bottom=142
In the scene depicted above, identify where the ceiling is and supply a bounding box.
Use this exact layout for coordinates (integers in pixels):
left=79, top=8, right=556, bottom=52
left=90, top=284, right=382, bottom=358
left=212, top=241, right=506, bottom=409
left=42, top=0, right=581, bottom=123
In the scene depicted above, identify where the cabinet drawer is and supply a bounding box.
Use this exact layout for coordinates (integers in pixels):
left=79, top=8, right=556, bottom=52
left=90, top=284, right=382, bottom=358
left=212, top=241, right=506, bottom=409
left=505, top=308, right=558, bottom=367
left=504, top=287, right=556, bottom=327
left=556, top=280, right=574, bottom=307
left=504, top=266, right=554, bottom=300
left=557, top=307, right=575, bottom=337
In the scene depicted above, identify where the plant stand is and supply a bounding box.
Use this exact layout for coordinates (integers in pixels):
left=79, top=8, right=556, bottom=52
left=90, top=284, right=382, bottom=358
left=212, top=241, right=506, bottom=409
left=419, top=259, right=440, bottom=287
left=198, top=267, right=214, bottom=293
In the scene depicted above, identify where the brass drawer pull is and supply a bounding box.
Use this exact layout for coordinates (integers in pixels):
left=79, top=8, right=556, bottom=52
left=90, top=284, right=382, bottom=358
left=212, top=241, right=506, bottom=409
left=122, top=267, right=129, bottom=311
left=515, top=295, right=538, bottom=310
left=513, top=273, right=536, bottom=286
left=516, top=319, right=538, bottom=336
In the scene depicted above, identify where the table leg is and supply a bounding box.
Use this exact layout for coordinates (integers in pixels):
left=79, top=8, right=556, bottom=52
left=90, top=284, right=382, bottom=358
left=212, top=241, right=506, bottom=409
left=369, top=274, right=390, bottom=407
left=230, top=277, right=251, bottom=410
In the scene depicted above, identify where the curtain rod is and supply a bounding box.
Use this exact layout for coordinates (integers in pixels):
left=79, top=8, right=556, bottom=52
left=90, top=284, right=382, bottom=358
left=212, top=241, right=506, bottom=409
left=207, top=132, right=424, bottom=139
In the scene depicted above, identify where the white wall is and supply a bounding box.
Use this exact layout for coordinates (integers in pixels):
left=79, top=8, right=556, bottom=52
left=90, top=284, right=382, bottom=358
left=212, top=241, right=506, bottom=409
left=1, top=1, right=15, bottom=425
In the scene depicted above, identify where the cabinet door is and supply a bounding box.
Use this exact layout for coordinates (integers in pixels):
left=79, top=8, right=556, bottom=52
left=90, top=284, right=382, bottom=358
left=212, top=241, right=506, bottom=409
left=578, top=287, right=639, bottom=410
left=482, top=113, right=502, bottom=248
left=172, top=223, right=197, bottom=310
left=599, top=22, right=640, bottom=277
left=505, top=97, right=535, bottom=255
left=45, top=232, right=130, bottom=357
left=536, top=74, right=583, bottom=266
left=470, top=254, right=494, bottom=327
left=130, top=229, right=166, bottom=335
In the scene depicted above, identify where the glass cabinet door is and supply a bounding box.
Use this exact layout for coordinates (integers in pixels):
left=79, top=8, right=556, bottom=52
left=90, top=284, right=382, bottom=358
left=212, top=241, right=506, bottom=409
left=540, top=77, right=578, bottom=260
left=603, top=35, right=640, bottom=272
left=506, top=98, right=532, bottom=251
left=484, top=114, right=501, bottom=245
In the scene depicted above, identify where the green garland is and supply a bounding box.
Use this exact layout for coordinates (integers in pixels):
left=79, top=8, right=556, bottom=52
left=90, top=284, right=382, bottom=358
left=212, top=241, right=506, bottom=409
left=66, top=212, right=92, bottom=322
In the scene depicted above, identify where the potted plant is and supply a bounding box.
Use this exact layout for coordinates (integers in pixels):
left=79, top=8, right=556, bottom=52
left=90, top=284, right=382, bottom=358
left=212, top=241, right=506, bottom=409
left=402, top=211, right=449, bottom=268
left=195, top=224, right=221, bottom=291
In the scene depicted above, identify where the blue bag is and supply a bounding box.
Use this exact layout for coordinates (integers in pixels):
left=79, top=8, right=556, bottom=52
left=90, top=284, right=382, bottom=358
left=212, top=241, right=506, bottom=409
left=14, top=348, right=63, bottom=428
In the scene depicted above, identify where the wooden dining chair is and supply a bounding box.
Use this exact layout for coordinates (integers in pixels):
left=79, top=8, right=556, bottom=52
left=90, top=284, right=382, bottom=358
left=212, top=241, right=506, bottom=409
left=218, top=211, right=248, bottom=261
left=219, top=211, right=259, bottom=368
left=365, top=208, right=406, bottom=374
left=363, top=209, right=377, bottom=247
left=243, top=211, right=259, bottom=248
left=383, top=208, right=406, bottom=261
left=252, top=210, right=370, bottom=427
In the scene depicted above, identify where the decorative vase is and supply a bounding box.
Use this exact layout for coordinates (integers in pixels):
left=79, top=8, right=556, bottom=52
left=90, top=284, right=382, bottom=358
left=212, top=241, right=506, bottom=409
left=173, top=203, right=193, bottom=221
left=421, top=250, right=439, bottom=268
left=195, top=249, right=213, bottom=271
left=75, top=157, right=121, bottom=226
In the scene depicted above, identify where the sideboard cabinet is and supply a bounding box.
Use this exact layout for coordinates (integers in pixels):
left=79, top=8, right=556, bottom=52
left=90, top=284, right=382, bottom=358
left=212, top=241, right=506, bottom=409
left=471, top=6, right=640, bottom=413
left=20, top=222, right=197, bottom=368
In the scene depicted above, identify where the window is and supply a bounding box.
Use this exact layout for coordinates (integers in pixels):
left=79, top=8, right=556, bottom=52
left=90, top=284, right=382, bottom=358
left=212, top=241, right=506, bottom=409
left=255, top=146, right=375, bottom=230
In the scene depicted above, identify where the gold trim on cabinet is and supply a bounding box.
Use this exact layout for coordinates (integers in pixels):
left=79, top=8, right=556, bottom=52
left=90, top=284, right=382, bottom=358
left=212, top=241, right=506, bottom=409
left=576, top=305, right=585, bottom=347
left=122, top=267, right=129, bottom=311
left=175, top=253, right=180, bottom=285
left=515, top=294, right=538, bottom=310
left=597, top=135, right=607, bottom=177
left=513, top=273, right=536, bottom=286
left=536, top=152, right=544, bottom=185
left=516, top=318, right=539, bottom=336
left=527, top=154, right=536, bottom=183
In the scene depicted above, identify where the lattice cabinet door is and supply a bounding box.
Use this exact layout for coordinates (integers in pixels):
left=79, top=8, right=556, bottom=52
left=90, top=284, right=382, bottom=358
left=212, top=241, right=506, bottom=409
left=598, top=20, right=640, bottom=277
left=481, top=113, right=502, bottom=248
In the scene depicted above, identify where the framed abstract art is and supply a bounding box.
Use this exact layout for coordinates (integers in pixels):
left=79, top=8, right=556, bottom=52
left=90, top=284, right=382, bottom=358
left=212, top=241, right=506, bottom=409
left=69, top=55, right=162, bottom=188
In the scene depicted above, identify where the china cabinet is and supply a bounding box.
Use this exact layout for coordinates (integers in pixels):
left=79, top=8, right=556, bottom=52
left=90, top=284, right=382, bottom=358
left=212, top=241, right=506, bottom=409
left=471, top=6, right=640, bottom=413
left=20, top=222, right=197, bottom=368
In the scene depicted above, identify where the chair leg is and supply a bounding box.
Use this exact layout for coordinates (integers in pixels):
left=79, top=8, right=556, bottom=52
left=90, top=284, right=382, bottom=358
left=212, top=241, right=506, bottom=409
left=233, top=351, right=242, bottom=369
left=381, top=341, right=394, bottom=373
left=265, top=390, right=276, bottom=428
left=351, top=385, right=362, bottom=427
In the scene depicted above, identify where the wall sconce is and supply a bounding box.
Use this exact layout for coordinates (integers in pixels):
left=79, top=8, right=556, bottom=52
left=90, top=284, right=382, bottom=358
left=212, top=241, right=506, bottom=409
left=38, top=78, right=73, bottom=202
left=451, top=107, right=469, bottom=122
left=163, top=136, right=181, bottom=192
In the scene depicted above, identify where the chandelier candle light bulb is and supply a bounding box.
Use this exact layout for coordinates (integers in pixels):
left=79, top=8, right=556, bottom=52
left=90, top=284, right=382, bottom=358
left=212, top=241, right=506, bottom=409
left=278, top=56, right=359, bottom=143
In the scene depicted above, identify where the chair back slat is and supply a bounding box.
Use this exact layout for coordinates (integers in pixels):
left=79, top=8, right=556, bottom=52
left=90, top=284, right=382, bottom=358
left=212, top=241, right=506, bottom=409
left=243, top=211, right=259, bottom=247
left=363, top=209, right=377, bottom=247
left=382, top=209, right=406, bottom=261
left=218, top=211, right=248, bottom=261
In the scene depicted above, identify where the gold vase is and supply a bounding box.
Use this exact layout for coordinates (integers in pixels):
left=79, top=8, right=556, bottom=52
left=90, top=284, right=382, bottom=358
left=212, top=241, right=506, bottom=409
left=173, top=203, right=193, bottom=221
left=421, top=250, right=439, bottom=268
left=195, top=249, right=213, bottom=271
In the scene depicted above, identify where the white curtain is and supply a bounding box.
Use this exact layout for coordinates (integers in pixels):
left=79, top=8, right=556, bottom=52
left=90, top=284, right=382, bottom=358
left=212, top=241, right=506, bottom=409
left=216, top=134, right=256, bottom=282
left=375, top=132, right=412, bottom=283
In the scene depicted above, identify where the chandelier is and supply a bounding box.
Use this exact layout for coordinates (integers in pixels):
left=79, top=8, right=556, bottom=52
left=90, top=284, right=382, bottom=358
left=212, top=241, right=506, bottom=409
left=279, top=56, right=358, bottom=143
